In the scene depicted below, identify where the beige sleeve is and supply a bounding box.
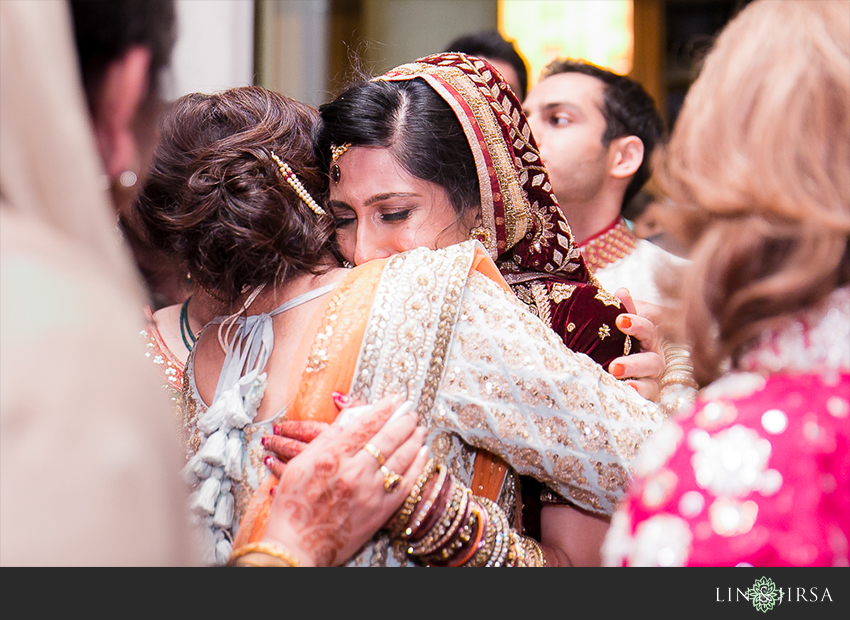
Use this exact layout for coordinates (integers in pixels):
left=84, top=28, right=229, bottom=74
left=432, top=271, right=664, bottom=516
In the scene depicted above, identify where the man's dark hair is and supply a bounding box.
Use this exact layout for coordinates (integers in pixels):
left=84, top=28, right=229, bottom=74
left=70, top=0, right=176, bottom=106
left=444, top=30, right=529, bottom=99
left=541, top=58, right=665, bottom=210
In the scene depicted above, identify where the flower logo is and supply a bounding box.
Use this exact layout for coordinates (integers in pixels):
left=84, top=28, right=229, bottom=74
left=747, top=577, right=782, bottom=612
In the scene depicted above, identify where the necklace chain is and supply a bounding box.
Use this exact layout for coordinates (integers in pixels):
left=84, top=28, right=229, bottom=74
left=180, top=296, right=197, bottom=351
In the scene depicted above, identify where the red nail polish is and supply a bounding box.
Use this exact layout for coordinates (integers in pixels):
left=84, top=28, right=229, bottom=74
left=272, top=425, right=281, bottom=435
left=261, top=436, right=268, bottom=447
left=264, top=456, right=272, bottom=467
left=618, top=316, right=632, bottom=330
left=610, top=363, right=625, bottom=378
left=332, top=391, right=350, bottom=405
left=269, top=486, right=276, bottom=497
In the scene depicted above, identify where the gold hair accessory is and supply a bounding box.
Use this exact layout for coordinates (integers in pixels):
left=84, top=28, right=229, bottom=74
left=362, top=442, right=385, bottom=466
left=381, top=465, right=403, bottom=493
left=269, top=151, right=327, bottom=216
left=330, top=144, right=350, bottom=184
left=331, top=143, right=350, bottom=163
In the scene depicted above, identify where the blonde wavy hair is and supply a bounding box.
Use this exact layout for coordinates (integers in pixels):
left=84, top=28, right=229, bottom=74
left=654, top=0, right=850, bottom=384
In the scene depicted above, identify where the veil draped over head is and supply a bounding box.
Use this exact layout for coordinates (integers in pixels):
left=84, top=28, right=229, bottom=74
left=377, top=53, right=634, bottom=366
left=0, top=0, right=194, bottom=565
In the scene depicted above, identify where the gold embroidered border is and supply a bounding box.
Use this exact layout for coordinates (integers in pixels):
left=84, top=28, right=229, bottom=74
left=529, top=281, right=552, bottom=328
left=349, top=243, right=476, bottom=422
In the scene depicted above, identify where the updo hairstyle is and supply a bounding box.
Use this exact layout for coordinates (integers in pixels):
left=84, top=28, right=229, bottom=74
left=134, top=86, right=335, bottom=304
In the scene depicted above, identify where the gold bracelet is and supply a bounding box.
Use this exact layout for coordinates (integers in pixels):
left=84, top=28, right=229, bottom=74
left=389, top=458, right=437, bottom=538
left=409, top=483, right=467, bottom=556
left=404, top=463, right=448, bottom=540
left=661, top=343, right=698, bottom=390
left=227, top=541, right=302, bottom=567
left=518, top=536, right=546, bottom=567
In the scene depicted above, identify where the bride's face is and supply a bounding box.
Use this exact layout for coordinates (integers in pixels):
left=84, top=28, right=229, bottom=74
left=328, top=146, right=474, bottom=266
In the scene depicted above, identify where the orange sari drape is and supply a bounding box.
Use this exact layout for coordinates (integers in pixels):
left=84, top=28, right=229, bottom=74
left=232, top=244, right=509, bottom=550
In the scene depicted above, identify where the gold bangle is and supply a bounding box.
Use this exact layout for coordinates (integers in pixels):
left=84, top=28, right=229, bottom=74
left=227, top=541, right=302, bottom=567
left=409, top=483, right=467, bottom=556
left=519, top=537, right=546, bottom=567
left=389, top=458, right=437, bottom=538
left=404, top=463, right=448, bottom=539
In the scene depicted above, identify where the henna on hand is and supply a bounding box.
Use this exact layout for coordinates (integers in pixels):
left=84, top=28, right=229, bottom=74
left=273, top=420, right=329, bottom=443
left=263, top=434, right=308, bottom=463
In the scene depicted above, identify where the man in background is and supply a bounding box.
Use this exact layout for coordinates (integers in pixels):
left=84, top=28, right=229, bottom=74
left=523, top=58, right=686, bottom=306
left=444, top=29, right=529, bottom=100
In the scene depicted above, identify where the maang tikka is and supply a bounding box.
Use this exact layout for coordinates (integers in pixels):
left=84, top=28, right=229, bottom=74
left=330, top=143, right=350, bottom=184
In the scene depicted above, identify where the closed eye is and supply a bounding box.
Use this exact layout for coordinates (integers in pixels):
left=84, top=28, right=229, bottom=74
left=334, top=213, right=357, bottom=227
left=380, top=209, right=414, bottom=223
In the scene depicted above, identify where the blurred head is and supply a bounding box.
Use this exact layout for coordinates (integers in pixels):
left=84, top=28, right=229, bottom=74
left=317, top=78, right=480, bottom=266
left=134, top=86, right=336, bottom=304
left=524, top=58, right=664, bottom=213
left=70, top=0, right=176, bottom=205
left=443, top=30, right=529, bottom=99
left=655, top=0, right=850, bottom=383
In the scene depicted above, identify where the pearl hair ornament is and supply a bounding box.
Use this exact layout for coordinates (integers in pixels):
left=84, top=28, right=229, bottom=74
left=269, top=151, right=327, bottom=217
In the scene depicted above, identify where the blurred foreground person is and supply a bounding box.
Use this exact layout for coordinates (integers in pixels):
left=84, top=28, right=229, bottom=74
left=603, top=0, right=849, bottom=567
left=0, top=0, right=194, bottom=565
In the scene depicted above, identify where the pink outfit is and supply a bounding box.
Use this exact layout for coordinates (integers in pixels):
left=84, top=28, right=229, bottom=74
left=603, top=287, right=850, bottom=566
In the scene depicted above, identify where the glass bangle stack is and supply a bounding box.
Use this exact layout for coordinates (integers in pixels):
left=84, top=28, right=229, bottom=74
left=387, top=459, right=546, bottom=567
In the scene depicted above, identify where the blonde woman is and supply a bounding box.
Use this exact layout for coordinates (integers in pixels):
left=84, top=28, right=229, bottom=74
left=603, top=0, right=849, bottom=567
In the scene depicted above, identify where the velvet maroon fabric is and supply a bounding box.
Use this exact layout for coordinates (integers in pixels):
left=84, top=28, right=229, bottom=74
left=379, top=54, right=635, bottom=369
left=548, top=283, right=639, bottom=369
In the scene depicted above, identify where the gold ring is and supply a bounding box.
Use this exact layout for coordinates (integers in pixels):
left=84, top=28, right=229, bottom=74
left=363, top=443, right=385, bottom=466
left=380, top=465, right=403, bottom=493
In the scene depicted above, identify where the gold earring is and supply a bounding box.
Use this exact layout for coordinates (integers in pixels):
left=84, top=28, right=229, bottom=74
left=469, top=226, right=493, bottom=252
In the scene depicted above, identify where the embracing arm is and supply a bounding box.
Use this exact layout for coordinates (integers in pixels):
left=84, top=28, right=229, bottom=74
left=437, top=271, right=663, bottom=515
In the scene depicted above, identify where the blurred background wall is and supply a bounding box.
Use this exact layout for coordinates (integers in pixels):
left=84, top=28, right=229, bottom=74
left=167, top=0, right=748, bottom=131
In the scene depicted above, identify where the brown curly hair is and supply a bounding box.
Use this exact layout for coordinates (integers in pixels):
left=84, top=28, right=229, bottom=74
left=133, top=86, right=336, bottom=304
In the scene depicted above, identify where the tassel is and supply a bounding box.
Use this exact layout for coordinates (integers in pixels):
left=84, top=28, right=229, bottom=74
left=214, top=534, right=232, bottom=566
left=224, top=430, right=244, bottom=480
left=198, top=387, right=242, bottom=434
left=241, top=373, right=268, bottom=420
left=181, top=454, right=212, bottom=484
left=213, top=491, right=235, bottom=530
left=192, top=476, right=221, bottom=515
left=201, top=528, right=219, bottom=566
left=197, top=429, right=227, bottom=466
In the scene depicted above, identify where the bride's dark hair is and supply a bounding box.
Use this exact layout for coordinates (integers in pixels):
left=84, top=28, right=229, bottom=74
left=316, top=77, right=481, bottom=220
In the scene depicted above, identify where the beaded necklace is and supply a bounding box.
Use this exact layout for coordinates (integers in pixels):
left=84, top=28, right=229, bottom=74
left=180, top=296, right=197, bottom=351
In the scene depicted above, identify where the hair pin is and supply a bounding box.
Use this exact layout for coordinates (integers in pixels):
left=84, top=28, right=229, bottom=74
left=270, top=151, right=327, bottom=217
